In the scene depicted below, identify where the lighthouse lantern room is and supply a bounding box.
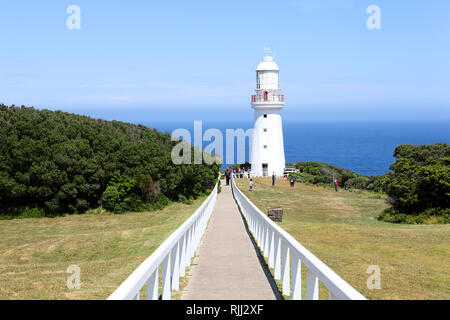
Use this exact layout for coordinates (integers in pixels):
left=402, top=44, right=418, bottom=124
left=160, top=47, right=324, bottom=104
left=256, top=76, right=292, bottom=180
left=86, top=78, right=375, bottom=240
left=250, top=54, right=286, bottom=177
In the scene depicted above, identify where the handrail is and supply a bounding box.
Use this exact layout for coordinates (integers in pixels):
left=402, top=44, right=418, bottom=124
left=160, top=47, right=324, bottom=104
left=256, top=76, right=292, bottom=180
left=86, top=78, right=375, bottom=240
left=231, top=178, right=366, bottom=300
left=108, top=182, right=218, bottom=300
left=251, top=94, right=284, bottom=103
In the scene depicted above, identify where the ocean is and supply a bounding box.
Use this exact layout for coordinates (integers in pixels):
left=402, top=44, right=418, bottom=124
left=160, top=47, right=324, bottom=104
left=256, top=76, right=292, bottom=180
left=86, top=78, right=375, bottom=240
left=145, top=120, right=450, bottom=176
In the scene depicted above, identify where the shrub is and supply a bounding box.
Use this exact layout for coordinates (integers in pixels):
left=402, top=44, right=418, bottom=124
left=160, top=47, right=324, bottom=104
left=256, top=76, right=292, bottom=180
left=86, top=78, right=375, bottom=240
left=100, top=186, right=122, bottom=213
left=344, top=177, right=370, bottom=190
left=378, top=207, right=450, bottom=224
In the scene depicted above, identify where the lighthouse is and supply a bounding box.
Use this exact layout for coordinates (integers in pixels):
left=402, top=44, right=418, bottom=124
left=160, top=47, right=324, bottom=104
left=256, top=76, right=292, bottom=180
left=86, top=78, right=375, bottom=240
left=250, top=54, right=286, bottom=177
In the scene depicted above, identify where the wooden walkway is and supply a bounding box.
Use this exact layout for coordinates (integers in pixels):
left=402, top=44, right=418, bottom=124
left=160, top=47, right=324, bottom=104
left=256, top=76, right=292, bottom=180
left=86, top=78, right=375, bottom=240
left=180, top=180, right=279, bottom=300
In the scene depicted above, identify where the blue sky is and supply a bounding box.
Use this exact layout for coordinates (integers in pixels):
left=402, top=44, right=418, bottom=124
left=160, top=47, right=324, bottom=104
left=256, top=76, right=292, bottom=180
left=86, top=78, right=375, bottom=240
left=0, top=0, right=449, bottom=123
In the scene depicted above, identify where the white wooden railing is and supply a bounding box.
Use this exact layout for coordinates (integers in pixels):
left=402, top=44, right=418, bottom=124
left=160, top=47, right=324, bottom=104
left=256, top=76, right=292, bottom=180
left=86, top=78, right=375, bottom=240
left=231, top=178, right=366, bottom=300
left=108, top=182, right=218, bottom=300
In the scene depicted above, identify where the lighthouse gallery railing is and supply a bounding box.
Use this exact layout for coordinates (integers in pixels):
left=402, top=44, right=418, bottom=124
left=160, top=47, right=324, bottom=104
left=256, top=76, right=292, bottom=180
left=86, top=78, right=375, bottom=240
left=108, top=182, right=218, bottom=300
left=231, top=178, right=366, bottom=300
left=251, top=94, right=284, bottom=103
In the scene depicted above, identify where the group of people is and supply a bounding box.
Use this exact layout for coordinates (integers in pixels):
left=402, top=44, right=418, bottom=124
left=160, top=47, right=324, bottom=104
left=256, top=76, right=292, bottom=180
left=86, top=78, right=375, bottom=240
left=224, top=168, right=251, bottom=186
left=224, top=168, right=340, bottom=192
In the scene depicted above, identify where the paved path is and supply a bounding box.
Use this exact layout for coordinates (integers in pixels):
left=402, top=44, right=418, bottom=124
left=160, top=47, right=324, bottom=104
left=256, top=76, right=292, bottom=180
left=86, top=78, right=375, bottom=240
left=180, top=180, right=279, bottom=300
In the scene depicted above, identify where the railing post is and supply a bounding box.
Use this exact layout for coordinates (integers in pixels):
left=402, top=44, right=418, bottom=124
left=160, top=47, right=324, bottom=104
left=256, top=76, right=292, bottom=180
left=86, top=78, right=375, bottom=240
left=196, top=217, right=201, bottom=247
left=263, top=226, right=269, bottom=258
left=291, top=252, right=302, bottom=300
left=161, top=254, right=171, bottom=300
left=171, top=241, right=180, bottom=291
left=255, top=220, right=260, bottom=244
left=193, top=219, right=199, bottom=249
left=268, top=229, right=275, bottom=268
left=189, top=225, right=195, bottom=259
left=282, top=244, right=290, bottom=296
left=251, top=214, right=255, bottom=234
left=179, top=233, right=186, bottom=277
left=260, top=222, right=265, bottom=252
left=307, top=269, right=319, bottom=300
left=147, top=268, right=159, bottom=300
left=256, top=220, right=260, bottom=245
left=184, top=228, right=191, bottom=267
left=274, top=235, right=281, bottom=280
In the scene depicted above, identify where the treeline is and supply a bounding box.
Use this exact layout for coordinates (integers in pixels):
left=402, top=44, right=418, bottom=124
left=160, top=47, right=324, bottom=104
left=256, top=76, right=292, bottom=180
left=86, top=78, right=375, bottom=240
left=0, top=105, right=219, bottom=218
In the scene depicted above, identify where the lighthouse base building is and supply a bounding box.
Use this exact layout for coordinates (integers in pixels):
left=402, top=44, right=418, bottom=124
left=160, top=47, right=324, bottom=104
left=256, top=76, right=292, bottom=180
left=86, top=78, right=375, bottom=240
left=250, top=55, right=286, bottom=177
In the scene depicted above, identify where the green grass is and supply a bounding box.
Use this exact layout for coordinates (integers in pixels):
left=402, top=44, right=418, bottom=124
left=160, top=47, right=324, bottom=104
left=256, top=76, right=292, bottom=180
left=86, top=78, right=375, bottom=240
left=0, top=197, right=207, bottom=300
left=236, top=177, right=450, bottom=300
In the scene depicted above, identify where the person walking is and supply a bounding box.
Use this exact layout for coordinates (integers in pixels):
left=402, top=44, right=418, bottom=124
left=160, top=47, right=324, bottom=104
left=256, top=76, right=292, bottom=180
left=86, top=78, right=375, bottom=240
left=334, top=178, right=339, bottom=192
left=272, top=172, right=276, bottom=186
left=249, top=179, right=253, bottom=191
left=290, top=175, right=295, bottom=189
left=225, top=168, right=230, bottom=186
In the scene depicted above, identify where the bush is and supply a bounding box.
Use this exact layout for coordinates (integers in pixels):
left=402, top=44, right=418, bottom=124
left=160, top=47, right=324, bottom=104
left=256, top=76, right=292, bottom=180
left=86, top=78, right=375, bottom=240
left=378, top=207, right=450, bottom=224
left=101, top=186, right=122, bottom=213
left=366, top=174, right=389, bottom=193
left=18, top=207, right=48, bottom=219
left=290, top=172, right=307, bottom=183
left=344, top=177, right=370, bottom=190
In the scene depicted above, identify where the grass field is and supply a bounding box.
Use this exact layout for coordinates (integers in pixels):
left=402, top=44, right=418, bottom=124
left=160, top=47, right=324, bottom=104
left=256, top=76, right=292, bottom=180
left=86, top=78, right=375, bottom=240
left=0, top=197, right=207, bottom=300
left=235, top=177, right=450, bottom=300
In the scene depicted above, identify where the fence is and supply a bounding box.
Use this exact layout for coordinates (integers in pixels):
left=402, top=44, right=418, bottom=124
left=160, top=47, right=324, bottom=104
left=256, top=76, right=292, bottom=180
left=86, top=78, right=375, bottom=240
left=231, top=178, right=366, bottom=300
left=108, top=182, right=218, bottom=300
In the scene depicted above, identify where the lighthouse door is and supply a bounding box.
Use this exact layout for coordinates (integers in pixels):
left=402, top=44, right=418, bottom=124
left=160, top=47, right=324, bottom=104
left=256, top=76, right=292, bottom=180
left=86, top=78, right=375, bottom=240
left=262, top=163, right=268, bottom=177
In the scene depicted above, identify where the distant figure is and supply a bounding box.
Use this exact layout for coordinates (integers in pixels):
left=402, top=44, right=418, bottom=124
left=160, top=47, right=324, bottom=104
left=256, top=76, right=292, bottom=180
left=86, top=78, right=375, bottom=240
left=225, top=169, right=230, bottom=186
left=334, top=178, right=339, bottom=192
left=290, top=175, right=295, bottom=189
left=249, top=179, right=253, bottom=191
left=272, top=172, right=276, bottom=186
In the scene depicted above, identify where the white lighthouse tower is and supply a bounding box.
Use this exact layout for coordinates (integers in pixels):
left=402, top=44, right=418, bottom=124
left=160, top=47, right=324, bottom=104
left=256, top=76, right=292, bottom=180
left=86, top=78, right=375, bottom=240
left=250, top=53, right=286, bottom=177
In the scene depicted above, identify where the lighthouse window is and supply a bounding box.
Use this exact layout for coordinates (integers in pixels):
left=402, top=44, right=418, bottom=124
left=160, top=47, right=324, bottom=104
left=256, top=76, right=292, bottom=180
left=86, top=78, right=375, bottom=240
left=264, top=145, right=267, bottom=149
left=263, top=114, right=267, bottom=118
left=263, top=128, right=267, bottom=132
